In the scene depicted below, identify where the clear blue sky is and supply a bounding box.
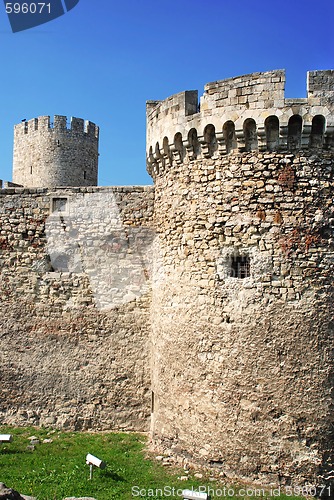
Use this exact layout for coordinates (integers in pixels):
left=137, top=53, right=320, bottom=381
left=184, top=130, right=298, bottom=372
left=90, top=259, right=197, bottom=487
left=0, top=0, right=333, bottom=186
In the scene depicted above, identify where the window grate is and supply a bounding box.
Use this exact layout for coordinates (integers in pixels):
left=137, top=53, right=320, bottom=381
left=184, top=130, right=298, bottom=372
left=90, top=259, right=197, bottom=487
left=230, top=256, right=250, bottom=279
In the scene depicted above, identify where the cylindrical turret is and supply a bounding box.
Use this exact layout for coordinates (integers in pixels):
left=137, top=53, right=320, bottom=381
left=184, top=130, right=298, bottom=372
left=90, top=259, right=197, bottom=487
left=147, top=70, right=334, bottom=487
left=13, top=115, right=99, bottom=187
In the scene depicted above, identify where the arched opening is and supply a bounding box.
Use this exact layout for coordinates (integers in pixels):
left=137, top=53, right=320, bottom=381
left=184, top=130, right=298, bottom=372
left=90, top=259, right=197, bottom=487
left=243, top=119, right=258, bottom=151
left=148, top=146, right=154, bottom=162
left=153, top=142, right=162, bottom=173
left=287, top=115, right=302, bottom=150
left=204, top=124, right=217, bottom=156
left=174, top=132, right=184, bottom=161
left=155, top=142, right=162, bottom=159
left=162, top=136, right=172, bottom=166
left=162, top=137, right=170, bottom=156
left=223, top=121, right=236, bottom=153
left=309, top=115, right=325, bottom=148
left=265, top=116, right=279, bottom=151
left=147, top=146, right=155, bottom=174
left=188, top=128, right=199, bottom=157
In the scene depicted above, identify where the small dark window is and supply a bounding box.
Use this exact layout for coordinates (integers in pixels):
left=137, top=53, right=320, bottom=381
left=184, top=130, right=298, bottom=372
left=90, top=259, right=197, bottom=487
left=230, top=255, right=250, bottom=279
left=173, top=132, right=184, bottom=161
left=52, top=197, right=68, bottom=213
left=265, top=116, right=279, bottom=151
left=309, top=115, right=325, bottom=148
left=188, top=128, right=200, bottom=157
left=288, top=115, right=302, bottom=150
left=223, top=120, right=236, bottom=153
left=30, top=166, right=33, bottom=175
left=204, top=124, right=217, bottom=156
left=84, top=170, right=87, bottom=180
left=151, top=391, right=155, bottom=413
left=162, top=137, right=169, bottom=156
left=244, top=118, right=258, bottom=152
left=51, top=253, right=70, bottom=272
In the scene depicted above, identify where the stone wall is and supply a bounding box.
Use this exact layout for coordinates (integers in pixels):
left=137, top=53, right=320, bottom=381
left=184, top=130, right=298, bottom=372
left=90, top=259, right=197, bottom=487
left=13, top=116, right=99, bottom=188
left=0, top=185, right=154, bottom=431
left=2, top=68, right=334, bottom=489
left=150, top=150, right=334, bottom=486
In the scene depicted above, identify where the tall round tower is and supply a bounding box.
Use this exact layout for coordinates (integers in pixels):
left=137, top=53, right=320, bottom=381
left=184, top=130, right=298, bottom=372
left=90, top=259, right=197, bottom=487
left=147, top=70, right=334, bottom=487
left=13, top=115, right=99, bottom=187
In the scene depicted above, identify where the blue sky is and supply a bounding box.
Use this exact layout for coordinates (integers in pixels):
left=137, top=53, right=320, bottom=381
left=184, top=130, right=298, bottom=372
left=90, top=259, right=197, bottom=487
left=0, top=0, right=333, bottom=186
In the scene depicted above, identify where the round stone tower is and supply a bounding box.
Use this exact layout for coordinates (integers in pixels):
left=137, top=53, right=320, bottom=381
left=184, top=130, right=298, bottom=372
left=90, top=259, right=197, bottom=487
left=13, top=115, right=99, bottom=187
left=147, top=70, right=334, bottom=487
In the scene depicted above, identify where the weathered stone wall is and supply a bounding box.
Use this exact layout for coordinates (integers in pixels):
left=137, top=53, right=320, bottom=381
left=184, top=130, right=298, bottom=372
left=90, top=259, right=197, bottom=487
left=13, top=116, right=99, bottom=188
left=149, top=150, right=334, bottom=486
left=147, top=69, right=334, bottom=487
left=0, top=185, right=154, bottom=431
left=2, top=68, right=334, bottom=489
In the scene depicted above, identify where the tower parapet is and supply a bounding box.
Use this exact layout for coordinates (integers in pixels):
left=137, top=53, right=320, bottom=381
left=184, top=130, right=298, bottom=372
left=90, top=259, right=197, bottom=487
left=147, top=70, right=334, bottom=176
left=13, top=115, right=99, bottom=188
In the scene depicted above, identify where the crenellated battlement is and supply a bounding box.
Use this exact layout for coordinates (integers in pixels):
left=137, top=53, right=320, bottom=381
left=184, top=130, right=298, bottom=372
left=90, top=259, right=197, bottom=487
left=146, top=70, right=334, bottom=176
left=14, top=115, right=99, bottom=139
left=13, top=115, right=99, bottom=188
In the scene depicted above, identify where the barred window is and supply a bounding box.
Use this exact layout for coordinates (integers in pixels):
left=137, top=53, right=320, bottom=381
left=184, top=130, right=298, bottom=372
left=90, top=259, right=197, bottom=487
left=230, top=255, right=250, bottom=279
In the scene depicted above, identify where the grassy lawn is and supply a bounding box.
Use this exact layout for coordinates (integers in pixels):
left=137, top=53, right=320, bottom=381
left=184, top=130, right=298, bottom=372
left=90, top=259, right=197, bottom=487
left=0, top=426, right=304, bottom=500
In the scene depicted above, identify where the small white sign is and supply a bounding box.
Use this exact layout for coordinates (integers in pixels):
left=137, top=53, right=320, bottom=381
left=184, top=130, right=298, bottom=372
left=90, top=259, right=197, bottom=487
left=0, top=434, right=13, bottom=443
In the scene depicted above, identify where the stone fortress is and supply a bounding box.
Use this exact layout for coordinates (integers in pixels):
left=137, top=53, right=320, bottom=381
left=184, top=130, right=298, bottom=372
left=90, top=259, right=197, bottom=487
left=0, top=69, right=333, bottom=489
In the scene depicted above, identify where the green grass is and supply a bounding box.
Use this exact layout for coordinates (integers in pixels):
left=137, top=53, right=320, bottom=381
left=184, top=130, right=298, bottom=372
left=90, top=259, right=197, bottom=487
left=0, top=426, right=305, bottom=500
